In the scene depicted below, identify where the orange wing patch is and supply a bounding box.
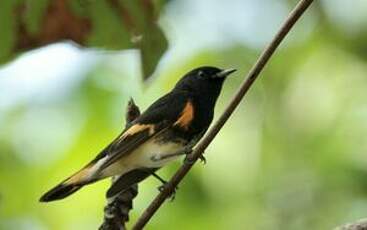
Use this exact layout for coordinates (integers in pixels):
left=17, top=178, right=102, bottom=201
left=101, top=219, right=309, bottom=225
left=121, top=124, right=155, bottom=139
left=174, top=101, right=194, bottom=130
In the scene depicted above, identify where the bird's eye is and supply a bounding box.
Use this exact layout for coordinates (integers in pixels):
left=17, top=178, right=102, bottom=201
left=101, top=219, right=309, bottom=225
left=198, top=71, right=205, bottom=78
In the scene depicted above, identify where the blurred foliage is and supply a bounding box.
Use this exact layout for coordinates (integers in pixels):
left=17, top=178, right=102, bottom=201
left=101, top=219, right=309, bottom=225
left=0, top=0, right=168, bottom=80
left=1, top=0, right=367, bottom=230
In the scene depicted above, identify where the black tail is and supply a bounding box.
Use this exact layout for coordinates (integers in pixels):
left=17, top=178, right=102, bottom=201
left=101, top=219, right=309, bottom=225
left=40, top=162, right=97, bottom=202
left=107, top=168, right=157, bottom=198
left=39, top=183, right=83, bottom=202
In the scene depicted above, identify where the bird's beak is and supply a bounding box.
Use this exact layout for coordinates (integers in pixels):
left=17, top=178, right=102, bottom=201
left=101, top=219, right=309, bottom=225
left=215, top=68, right=237, bottom=78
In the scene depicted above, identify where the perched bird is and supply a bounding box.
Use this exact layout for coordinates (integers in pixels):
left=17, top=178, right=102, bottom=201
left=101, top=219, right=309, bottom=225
left=40, top=66, right=236, bottom=202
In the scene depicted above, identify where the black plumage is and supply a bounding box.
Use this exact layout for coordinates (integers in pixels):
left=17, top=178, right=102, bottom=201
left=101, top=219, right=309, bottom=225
left=40, top=66, right=236, bottom=202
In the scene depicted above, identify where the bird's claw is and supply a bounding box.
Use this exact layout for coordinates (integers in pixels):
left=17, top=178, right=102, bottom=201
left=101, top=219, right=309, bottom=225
left=184, top=155, right=194, bottom=165
left=157, top=183, right=178, bottom=201
left=199, top=154, right=206, bottom=164
left=184, top=154, right=206, bottom=165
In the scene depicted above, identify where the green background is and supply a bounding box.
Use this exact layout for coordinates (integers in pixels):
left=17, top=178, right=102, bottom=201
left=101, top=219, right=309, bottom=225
left=1, top=0, right=367, bottom=229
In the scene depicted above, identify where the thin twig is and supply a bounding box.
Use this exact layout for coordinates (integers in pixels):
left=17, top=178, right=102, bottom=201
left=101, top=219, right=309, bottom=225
left=132, top=0, right=314, bottom=229
left=99, top=99, right=141, bottom=230
left=335, top=218, right=367, bottom=230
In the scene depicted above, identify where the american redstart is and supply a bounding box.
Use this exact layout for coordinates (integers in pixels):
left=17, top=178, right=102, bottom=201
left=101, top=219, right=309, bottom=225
left=40, top=66, right=236, bottom=202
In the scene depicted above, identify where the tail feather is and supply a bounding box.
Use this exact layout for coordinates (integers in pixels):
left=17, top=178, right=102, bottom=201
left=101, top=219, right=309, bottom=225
left=39, top=183, right=83, bottom=202
left=40, top=165, right=94, bottom=202
left=40, top=155, right=119, bottom=202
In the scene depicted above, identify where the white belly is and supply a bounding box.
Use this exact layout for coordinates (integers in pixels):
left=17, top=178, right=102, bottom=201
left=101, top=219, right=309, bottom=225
left=102, top=139, right=184, bottom=177
left=128, top=139, right=184, bottom=168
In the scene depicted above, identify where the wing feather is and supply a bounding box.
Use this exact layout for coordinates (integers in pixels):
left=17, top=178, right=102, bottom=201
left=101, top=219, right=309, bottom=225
left=92, top=90, right=192, bottom=173
left=99, top=122, right=169, bottom=170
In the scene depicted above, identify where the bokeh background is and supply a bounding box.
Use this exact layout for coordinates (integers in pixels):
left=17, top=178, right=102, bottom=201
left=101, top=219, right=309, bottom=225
left=1, top=0, right=367, bottom=229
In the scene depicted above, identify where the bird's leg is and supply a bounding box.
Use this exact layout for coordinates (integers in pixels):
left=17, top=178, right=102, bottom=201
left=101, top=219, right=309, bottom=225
left=184, top=131, right=207, bottom=165
left=151, top=172, right=167, bottom=184
left=183, top=154, right=206, bottom=165
left=151, top=172, right=178, bottom=201
left=183, top=150, right=206, bottom=165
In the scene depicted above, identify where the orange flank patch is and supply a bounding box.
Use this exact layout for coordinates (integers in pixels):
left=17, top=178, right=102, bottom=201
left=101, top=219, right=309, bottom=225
left=174, top=101, right=194, bottom=130
left=121, top=124, right=155, bottom=138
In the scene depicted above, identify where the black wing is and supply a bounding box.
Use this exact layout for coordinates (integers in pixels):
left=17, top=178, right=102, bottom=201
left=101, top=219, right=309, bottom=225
left=94, top=90, right=192, bottom=171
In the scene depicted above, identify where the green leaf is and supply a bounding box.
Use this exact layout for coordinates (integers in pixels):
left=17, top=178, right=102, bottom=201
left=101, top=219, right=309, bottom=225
left=0, top=0, right=168, bottom=80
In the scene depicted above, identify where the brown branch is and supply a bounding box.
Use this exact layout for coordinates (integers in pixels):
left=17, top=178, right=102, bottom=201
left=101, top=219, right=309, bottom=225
left=335, top=218, right=367, bottom=230
left=132, top=0, right=314, bottom=229
left=99, top=99, right=141, bottom=230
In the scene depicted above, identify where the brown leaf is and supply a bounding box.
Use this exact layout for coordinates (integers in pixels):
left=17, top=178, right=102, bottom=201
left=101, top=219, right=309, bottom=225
left=1, top=0, right=168, bottom=80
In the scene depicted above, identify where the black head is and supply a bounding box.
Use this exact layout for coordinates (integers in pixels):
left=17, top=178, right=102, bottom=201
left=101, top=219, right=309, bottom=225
left=172, top=66, right=236, bottom=131
left=174, top=66, right=236, bottom=96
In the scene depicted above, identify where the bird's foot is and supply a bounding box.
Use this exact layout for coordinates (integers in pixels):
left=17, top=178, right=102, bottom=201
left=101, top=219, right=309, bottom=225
left=199, top=154, right=206, bottom=164
left=184, top=155, right=194, bottom=165
left=183, top=153, right=206, bottom=165
left=182, top=146, right=193, bottom=155
left=152, top=172, right=178, bottom=201
left=157, top=183, right=178, bottom=201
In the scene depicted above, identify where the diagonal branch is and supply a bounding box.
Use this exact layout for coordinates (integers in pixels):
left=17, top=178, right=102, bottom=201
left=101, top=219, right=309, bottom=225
left=99, top=99, right=141, bottom=230
left=335, top=218, right=367, bottom=230
left=132, top=0, right=314, bottom=229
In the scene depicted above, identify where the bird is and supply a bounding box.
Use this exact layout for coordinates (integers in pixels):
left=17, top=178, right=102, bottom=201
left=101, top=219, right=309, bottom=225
left=39, top=66, right=236, bottom=202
